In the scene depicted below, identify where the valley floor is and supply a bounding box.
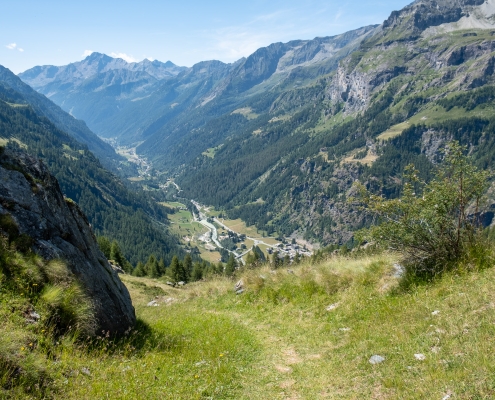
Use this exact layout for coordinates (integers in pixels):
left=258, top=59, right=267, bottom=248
left=50, top=254, right=495, bottom=399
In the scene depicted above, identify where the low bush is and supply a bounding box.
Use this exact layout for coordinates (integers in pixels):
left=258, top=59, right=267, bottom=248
left=356, top=141, right=493, bottom=280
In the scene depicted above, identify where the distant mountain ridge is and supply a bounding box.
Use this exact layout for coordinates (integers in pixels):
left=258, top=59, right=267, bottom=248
left=19, top=0, right=495, bottom=247
left=19, top=27, right=377, bottom=144
left=20, top=52, right=185, bottom=89
left=19, top=53, right=188, bottom=140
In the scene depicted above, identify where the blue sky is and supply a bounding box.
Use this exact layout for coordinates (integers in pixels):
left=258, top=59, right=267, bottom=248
left=2, top=0, right=412, bottom=74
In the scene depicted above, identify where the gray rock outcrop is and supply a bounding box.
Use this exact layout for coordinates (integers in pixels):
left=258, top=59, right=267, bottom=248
left=0, top=148, right=135, bottom=335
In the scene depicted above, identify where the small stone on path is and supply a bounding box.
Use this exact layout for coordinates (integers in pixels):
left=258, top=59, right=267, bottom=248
left=369, top=355, right=385, bottom=365
left=326, top=303, right=340, bottom=311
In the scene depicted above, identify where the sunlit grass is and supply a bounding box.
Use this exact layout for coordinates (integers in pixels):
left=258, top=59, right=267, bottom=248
left=4, top=249, right=495, bottom=398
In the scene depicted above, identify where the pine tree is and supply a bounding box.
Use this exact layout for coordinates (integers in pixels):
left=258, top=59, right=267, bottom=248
left=158, top=258, right=166, bottom=276
left=293, top=252, right=301, bottom=265
left=110, top=240, right=125, bottom=267
left=271, top=251, right=281, bottom=269
left=147, top=255, right=159, bottom=278
left=183, top=254, right=193, bottom=282
left=133, top=261, right=146, bottom=277
left=191, top=262, right=203, bottom=281
left=217, top=261, right=224, bottom=275
left=224, top=254, right=237, bottom=277
left=169, top=255, right=181, bottom=282
left=97, top=236, right=111, bottom=259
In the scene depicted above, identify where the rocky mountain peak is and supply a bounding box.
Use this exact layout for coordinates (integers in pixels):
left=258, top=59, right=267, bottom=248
left=84, top=51, right=113, bottom=63
left=381, top=0, right=487, bottom=41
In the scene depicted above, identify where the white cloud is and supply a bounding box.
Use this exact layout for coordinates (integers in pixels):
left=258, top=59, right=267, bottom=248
left=82, top=49, right=94, bottom=58
left=5, top=43, right=24, bottom=52
left=110, top=52, right=137, bottom=63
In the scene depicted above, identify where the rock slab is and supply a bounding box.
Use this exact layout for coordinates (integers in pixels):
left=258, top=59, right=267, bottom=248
left=0, top=149, right=135, bottom=335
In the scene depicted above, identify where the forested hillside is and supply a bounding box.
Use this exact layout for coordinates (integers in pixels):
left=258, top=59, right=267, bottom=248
left=0, top=81, right=183, bottom=265
left=0, top=66, right=134, bottom=175
left=176, top=0, right=495, bottom=244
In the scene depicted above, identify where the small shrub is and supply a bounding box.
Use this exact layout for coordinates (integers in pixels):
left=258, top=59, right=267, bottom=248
left=356, top=142, right=492, bottom=280
left=0, top=214, right=19, bottom=241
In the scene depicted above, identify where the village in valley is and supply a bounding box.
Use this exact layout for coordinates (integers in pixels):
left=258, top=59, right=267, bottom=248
left=162, top=195, right=314, bottom=265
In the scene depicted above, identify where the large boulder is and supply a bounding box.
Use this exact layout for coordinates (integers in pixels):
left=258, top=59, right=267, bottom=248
left=0, top=148, right=135, bottom=334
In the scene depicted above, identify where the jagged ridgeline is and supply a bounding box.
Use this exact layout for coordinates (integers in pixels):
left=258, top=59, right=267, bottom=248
left=0, top=77, right=183, bottom=265
left=18, top=0, right=495, bottom=247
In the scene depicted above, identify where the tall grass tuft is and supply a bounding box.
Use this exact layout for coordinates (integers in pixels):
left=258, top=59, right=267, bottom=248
left=0, top=234, right=95, bottom=398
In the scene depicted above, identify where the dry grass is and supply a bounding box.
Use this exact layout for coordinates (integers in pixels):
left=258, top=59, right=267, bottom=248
left=343, top=148, right=378, bottom=166
left=231, top=107, right=259, bottom=120
left=377, top=121, right=411, bottom=141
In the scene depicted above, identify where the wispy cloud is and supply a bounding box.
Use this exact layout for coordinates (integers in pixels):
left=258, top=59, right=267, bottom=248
left=188, top=5, right=351, bottom=64
left=82, top=49, right=94, bottom=58
left=5, top=43, right=25, bottom=52
left=110, top=52, right=137, bottom=63
left=191, top=11, right=295, bottom=63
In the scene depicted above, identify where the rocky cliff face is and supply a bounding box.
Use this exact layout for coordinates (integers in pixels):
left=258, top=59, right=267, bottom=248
left=0, top=148, right=135, bottom=335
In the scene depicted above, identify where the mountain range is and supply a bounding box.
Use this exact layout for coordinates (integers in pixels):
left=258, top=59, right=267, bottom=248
left=16, top=0, right=495, bottom=247
left=0, top=67, right=183, bottom=264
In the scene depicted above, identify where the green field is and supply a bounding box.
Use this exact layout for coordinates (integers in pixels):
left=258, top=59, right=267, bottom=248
left=159, top=201, right=187, bottom=209
left=201, top=145, right=223, bottom=159
left=0, top=137, right=28, bottom=149
left=377, top=121, right=412, bottom=141
left=218, top=218, right=266, bottom=239
left=231, top=107, right=259, bottom=120
left=127, top=177, right=145, bottom=182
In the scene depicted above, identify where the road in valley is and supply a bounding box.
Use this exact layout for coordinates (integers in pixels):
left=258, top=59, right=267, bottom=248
left=190, top=200, right=295, bottom=262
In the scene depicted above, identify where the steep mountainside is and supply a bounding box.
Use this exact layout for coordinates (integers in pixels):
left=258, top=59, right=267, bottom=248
left=0, top=66, right=131, bottom=174
left=0, top=75, right=183, bottom=264
left=20, top=0, right=495, bottom=248
left=176, top=0, right=495, bottom=244
left=137, top=26, right=378, bottom=167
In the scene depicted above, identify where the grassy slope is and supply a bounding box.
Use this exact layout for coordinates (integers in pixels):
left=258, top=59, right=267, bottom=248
left=16, top=253, right=492, bottom=399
